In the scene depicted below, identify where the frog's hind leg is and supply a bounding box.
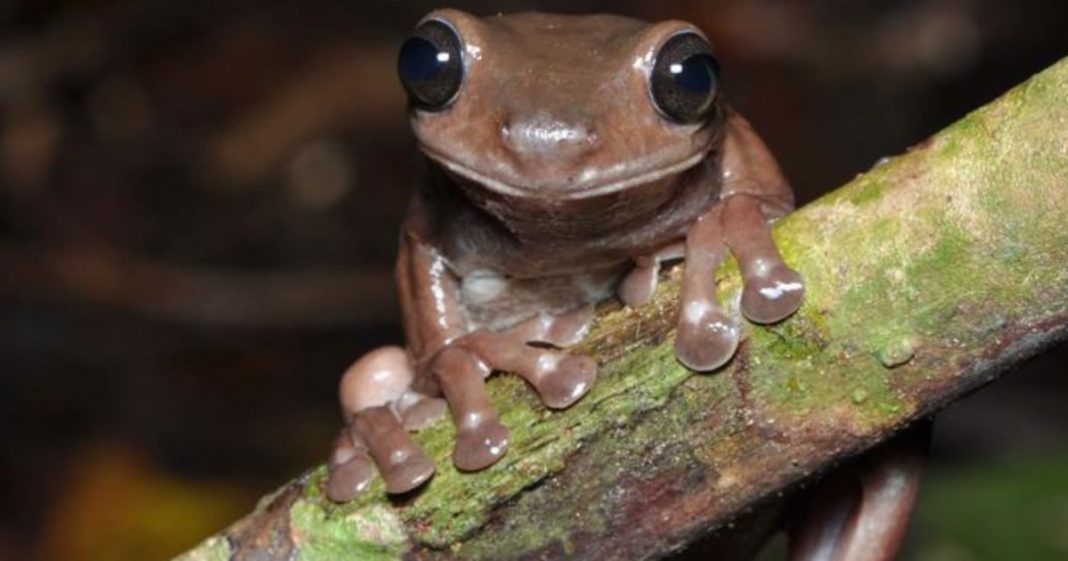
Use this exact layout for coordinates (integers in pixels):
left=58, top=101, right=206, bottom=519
left=722, top=194, right=804, bottom=324
left=675, top=205, right=741, bottom=371
left=787, top=423, right=930, bottom=561
left=328, top=346, right=435, bottom=499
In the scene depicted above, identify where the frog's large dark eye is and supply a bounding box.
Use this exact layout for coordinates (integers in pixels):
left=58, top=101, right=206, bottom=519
left=398, top=20, right=464, bottom=110
left=650, top=32, right=721, bottom=123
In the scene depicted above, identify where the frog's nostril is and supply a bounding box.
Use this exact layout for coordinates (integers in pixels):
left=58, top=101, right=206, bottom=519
left=501, top=113, right=596, bottom=154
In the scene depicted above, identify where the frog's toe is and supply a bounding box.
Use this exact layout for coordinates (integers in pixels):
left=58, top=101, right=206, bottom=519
left=534, top=354, right=597, bottom=409
left=326, top=433, right=376, bottom=502
left=351, top=405, right=436, bottom=495
left=453, top=418, right=510, bottom=472
left=542, top=304, right=596, bottom=347
left=457, top=331, right=597, bottom=410
left=327, top=456, right=375, bottom=502
left=618, top=262, right=658, bottom=306
left=509, top=304, right=595, bottom=348
left=381, top=448, right=436, bottom=494
left=741, top=265, right=804, bottom=324
left=675, top=301, right=739, bottom=371
left=399, top=394, right=447, bottom=430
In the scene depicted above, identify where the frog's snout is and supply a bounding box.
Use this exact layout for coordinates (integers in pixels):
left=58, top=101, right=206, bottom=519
left=500, top=110, right=598, bottom=157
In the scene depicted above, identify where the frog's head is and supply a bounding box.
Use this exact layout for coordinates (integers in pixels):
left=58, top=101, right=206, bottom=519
left=400, top=9, right=726, bottom=237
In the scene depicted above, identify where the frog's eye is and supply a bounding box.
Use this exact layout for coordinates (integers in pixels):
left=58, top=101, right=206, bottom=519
left=398, top=20, right=464, bottom=110
left=650, top=32, right=721, bottom=124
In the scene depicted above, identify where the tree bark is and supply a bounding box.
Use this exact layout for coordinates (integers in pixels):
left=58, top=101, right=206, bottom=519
left=175, top=56, right=1068, bottom=561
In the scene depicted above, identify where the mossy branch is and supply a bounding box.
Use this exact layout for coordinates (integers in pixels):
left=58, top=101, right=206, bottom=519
left=176, top=56, right=1068, bottom=561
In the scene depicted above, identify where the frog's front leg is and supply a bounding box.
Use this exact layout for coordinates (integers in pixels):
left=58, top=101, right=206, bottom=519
left=674, top=205, right=740, bottom=370
left=673, top=112, right=805, bottom=371
left=719, top=111, right=805, bottom=325
left=454, top=308, right=598, bottom=410
left=722, top=194, right=805, bottom=324
left=327, top=220, right=598, bottom=500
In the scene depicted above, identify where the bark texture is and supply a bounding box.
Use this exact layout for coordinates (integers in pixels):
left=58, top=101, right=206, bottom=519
left=175, top=56, right=1068, bottom=561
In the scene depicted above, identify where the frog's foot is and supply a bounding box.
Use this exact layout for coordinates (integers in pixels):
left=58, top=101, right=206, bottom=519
left=675, top=206, right=741, bottom=371
left=466, top=332, right=597, bottom=409
left=472, top=306, right=598, bottom=409
left=327, top=346, right=436, bottom=501
left=723, top=194, right=804, bottom=324
left=427, top=310, right=599, bottom=471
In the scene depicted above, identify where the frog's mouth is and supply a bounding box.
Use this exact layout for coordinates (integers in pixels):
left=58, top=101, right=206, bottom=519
left=421, top=149, right=707, bottom=200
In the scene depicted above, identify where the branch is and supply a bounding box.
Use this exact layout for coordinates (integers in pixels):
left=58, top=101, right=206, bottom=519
left=175, top=56, right=1068, bottom=561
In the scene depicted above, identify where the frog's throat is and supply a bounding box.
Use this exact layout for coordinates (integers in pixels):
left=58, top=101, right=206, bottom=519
left=421, top=149, right=707, bottom=200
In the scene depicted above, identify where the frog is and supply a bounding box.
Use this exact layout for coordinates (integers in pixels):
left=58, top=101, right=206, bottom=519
left=325, top=9, right=806, bottom=501
left=319, top=10, right=935, bottom=559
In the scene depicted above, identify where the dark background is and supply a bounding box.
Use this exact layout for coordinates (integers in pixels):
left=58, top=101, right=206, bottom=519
left=1, top=1, right=1066, bottom=560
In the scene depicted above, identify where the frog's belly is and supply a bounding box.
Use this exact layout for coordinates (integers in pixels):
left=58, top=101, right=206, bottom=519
left=459, top=264, right=628, bottom=332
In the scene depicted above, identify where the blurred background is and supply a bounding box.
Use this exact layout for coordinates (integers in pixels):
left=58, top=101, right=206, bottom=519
left=1, top=1, right=1066, bottom=560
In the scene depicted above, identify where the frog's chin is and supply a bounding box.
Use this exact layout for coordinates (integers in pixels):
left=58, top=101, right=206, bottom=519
left=422, top=149, right=706, bottom=201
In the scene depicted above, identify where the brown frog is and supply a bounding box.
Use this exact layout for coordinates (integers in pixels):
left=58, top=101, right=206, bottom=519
left=326, top=9, right=805, bottom=500
left=325, top=11, right=932, bottom=560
